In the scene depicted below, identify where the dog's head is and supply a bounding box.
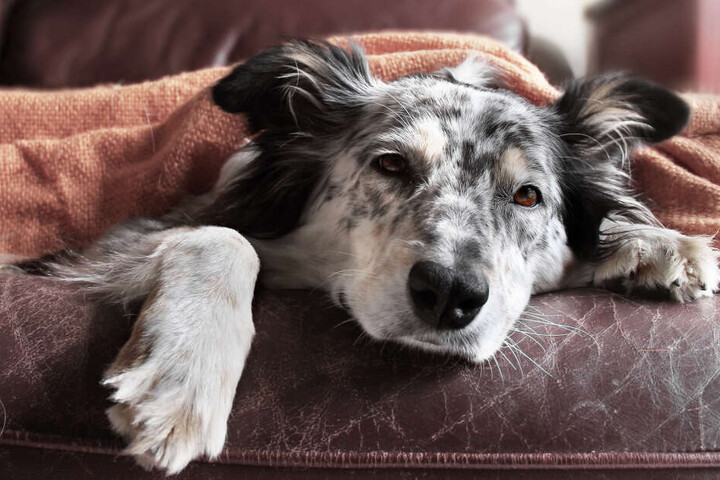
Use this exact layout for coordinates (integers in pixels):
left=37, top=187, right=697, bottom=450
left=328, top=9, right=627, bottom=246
left=209, top=40, right=689, bottom=362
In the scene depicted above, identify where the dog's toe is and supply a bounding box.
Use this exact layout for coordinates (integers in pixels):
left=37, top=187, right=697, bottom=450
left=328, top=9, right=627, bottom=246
left=595, top=231, right=720, bottom=302
left=103, top=360, right=231, bottom=474
left=668, top=235, right=720, bottom=302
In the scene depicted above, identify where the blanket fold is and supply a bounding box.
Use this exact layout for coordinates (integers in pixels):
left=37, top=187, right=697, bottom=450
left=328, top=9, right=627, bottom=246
left=1, top=32, right=719, bottom=257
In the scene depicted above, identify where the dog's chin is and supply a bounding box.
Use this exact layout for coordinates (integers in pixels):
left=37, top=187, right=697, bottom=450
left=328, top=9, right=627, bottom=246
left=394, top=335, right=479, bottom=362
left=394, top=334, right=503, bottom=364
left=350, top=307, right=508, bottom=364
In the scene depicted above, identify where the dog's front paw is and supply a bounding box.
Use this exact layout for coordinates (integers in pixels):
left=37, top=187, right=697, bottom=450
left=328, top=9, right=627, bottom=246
left=102, top=353, right=233, bottom=474
left=594, top=231, right=720, bottom=302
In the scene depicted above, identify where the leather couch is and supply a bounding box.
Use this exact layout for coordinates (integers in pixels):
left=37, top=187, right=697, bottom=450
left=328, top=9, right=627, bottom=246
left=0, top=1, right=716, bottom=479
left=0, top=0, right=572, bottom=88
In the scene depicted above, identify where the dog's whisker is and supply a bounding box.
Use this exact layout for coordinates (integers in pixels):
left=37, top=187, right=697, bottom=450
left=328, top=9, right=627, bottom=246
left=503, top=338, right=524, bottom=376
left=513, top=328, right=569, bottom=339
left=489, top=353, right=505, bottom=382
left=518, top=317, right=586, bottom=333
left=510, top=329, right=547, bottom=352
left=496, top=347, right=517, bottom=372
left=485, top=356, right=495, bottom=380
left=505, top=341, right=554, bottom=378
left=518, top=317, right=600, bottom=348
left=520, top=310, right=562, bottom=320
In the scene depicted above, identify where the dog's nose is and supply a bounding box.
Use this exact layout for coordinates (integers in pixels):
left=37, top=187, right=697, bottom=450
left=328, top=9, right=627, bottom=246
left=408, top=260, right=489, bottom=330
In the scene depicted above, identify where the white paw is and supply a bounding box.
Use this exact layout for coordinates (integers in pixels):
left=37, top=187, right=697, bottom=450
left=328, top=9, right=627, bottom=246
left=100, top=227, right=258, bottom=474
left=103, top=355, right=233, bottom=474
left=594, top=231, right=720, bottom=302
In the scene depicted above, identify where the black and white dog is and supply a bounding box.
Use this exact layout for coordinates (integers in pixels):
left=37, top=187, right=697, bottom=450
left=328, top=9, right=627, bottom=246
left=6, top=40, right=719, bottom=473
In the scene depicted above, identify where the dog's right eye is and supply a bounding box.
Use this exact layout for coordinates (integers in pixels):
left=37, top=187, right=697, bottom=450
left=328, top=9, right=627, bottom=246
left=513, top=185, right=541, bottom=207
left=375, top=154, right=406, bottom=174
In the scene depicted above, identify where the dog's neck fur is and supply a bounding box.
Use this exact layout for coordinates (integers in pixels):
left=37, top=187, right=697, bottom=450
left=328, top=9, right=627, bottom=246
left=204, top=149, right=349, bottom=290
left=249, top=223, right=351, bottom=290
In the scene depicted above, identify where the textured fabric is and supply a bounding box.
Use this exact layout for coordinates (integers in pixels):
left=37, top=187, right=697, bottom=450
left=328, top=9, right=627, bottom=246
left=1, top=31, right=719, bottom=260
left=1, top=274, right=720, bottom=476
left=633, top=94, right=720, bottom=239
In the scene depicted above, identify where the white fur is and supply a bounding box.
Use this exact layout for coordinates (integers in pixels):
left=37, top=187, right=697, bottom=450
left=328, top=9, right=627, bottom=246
left=593, top=221, right=720, bottom=301
left=101, top=226, right=258, bottom=473
left=214, top=148, right=255, bottom=192
left=443, top=54, right=497, bottom=88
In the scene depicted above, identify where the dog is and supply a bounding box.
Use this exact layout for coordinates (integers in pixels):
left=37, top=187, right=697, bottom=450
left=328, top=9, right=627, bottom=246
left=5, top=39, right=719, bottom=473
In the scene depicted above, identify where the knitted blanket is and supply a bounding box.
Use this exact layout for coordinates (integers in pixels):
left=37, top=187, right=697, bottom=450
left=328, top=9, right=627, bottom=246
left=0, top=32, right=717, bottom=258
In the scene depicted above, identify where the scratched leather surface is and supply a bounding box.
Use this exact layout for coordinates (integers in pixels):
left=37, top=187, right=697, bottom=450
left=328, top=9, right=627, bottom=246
left=1, top=274, right=719, bottom=476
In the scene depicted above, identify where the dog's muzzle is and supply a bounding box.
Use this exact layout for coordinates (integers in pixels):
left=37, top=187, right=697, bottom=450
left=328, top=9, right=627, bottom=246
left=408, top=260, right=489, bottom=330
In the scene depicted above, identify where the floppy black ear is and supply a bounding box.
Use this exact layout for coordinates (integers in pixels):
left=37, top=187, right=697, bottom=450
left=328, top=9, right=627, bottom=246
left=554, top=74, right=690, bottom=157
left=212, top=39, right=375, bottom=133
left=199, top=41, right=376, bottom=238
left=553, top=75, right=690, bottom=259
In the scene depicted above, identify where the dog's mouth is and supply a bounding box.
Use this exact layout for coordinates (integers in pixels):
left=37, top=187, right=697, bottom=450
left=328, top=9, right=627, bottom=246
left=398, top=336, right=443, bottom=348
left=392, top=316, right=512, bottom=363
left=395, top=332, right=482, bottom=362
left=340, top=289, right=504, bottom=363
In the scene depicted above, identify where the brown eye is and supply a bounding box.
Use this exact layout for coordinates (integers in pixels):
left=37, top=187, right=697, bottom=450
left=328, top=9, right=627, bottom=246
left=376, top=154, right=406, bottom=174
left=513, top=186, right=540, bottom=207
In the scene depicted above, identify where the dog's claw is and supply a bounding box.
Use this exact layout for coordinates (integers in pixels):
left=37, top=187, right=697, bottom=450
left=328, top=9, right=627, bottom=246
left=672, top=279, right=681, bottom=287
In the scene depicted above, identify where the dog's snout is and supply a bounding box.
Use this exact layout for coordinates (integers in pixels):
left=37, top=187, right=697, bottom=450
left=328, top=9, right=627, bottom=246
left=408, top=260, right=489, bottom=330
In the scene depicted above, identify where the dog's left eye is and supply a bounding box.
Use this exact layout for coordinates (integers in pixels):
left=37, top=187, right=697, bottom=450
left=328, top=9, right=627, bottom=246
left=375, top=154, right=406, bottom=174
left=513, top=186, right=541, bottom=207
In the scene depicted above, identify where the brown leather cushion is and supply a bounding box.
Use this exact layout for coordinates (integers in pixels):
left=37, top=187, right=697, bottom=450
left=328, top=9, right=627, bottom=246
left=0, top=0, right=526, bottom=89
left=1, top=274, right=719, bottom=478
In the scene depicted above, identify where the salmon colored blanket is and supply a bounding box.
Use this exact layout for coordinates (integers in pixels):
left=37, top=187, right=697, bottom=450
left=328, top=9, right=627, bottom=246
left=1, top=32, right=718, bottom=258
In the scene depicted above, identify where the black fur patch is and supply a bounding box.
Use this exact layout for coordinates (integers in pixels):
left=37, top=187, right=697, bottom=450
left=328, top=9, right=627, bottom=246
left=553, top=74, right=689, bottom=259
left=213, top=39, right=372, bottom=134
left=203, top=40, right=376, bottom=237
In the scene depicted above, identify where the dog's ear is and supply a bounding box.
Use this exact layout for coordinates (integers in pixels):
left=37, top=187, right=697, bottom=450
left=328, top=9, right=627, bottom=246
left=201, top=40, right=377, bottom=238
left=437, top=55, right=500, bottom=89
left=553, top=75, right=690, bottom=259
left=212, top=39, right=375, bottom=132
left=554, top=74, right=689, bottom=156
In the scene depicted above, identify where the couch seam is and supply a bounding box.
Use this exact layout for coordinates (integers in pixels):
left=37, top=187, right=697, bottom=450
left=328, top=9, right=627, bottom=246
left=2, top=429, right=720, bottom=470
